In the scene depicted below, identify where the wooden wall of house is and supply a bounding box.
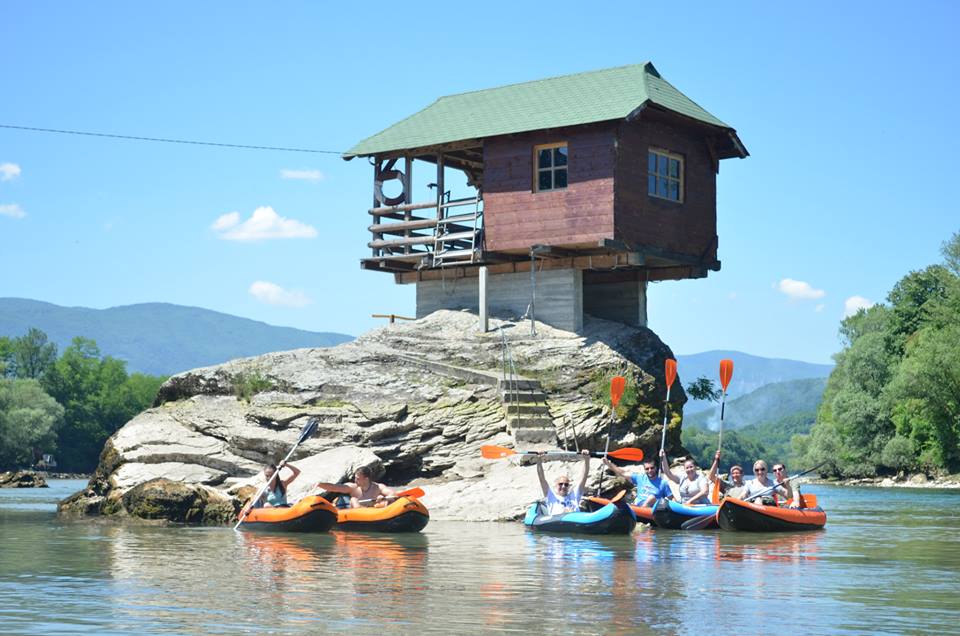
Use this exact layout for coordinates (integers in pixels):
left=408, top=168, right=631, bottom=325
left=615, top=112, right=719, bottom=262
left=483, top=124, right=617, bottom=252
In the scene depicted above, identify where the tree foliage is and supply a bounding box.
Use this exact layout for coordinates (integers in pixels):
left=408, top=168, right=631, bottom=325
left=799, top=230, right=960, bottom=476
left=0, top=379, right=63, bottom=468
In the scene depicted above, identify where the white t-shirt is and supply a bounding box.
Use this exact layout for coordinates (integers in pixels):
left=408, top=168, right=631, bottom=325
left=742, top=478, right=788, bottom=502
left=678, top=474, right=709, bottom=504
left=544, top=488, right=582, bottom=515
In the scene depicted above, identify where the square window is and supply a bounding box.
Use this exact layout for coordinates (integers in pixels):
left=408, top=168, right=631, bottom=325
left=538, top=149, right=553, bottom=169
left=534, top=143, right=568, bottom=192
left=554, top=169, right=567, bottom=188
left=647, top=149, right=683, bottom=203
left=538, top=171, right=552, bottom=191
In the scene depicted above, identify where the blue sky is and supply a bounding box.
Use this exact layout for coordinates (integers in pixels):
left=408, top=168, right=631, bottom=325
left=2, top=2, right=957, bottom=364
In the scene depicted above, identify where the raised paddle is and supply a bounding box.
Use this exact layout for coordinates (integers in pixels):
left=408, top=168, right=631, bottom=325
left=597, top=376, right=628, bottom=495
left=356, top=487, right=425, bottom=505
left=680, top=508, right=719, bottom=531
left=718, top=359, right=734, bottom=453
left=481, top=445, right=644, bottom=462
left=660, top=359, right=677, bottom=453
left=234, top=417, right=318, bottom=530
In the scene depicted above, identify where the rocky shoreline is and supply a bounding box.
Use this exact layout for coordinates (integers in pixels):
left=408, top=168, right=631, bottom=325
left=815, top=474, right=960, bottom=490
left=0, top=470, right=48, bottom=488
left=57, top=311, right=685, bottom=524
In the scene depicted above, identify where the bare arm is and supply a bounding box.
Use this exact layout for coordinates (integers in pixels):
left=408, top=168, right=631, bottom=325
left=280, top=462, right=301, bottom=489
left=314, top=482, right=361, bottom=498
left=536, top=454, right=550, bottom=499
left=707, top=451, right=721, bottom=483
left=377, top=483, right=396, bottom=498
left=689, top=478, right=710, bottom=503
left=577, top=449, right=590, bottom=494
left=602, top=457, right=631, bottom=481
left=660, top=450, right=680, bottom=485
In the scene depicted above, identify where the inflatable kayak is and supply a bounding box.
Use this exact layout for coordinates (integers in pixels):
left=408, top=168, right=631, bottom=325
left=239, top=495, right=338, bottom=533
left=652, top=499, right=719, bottom=530
left=717, top=496, right=826, bottom=532
left=584, top=496, right=654, bottom=525
left=525, top=491, right=636, bottom=535
left=336, top=496, right=430, bottom=533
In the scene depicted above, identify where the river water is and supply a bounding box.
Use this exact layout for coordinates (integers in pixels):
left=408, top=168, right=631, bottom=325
left=1, top=481, right=958, bottom=635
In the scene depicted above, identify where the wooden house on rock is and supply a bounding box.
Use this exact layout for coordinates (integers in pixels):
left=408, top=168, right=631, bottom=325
left=344, top=63, right=747, bottom=333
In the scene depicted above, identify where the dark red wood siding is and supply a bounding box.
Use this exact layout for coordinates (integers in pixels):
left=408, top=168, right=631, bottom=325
left=614, top=113, right=718, bottom=261
left=483, top=125, right=616, bottom=252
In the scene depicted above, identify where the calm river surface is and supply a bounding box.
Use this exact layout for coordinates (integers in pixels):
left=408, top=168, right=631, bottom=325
left=1, top=481, right=958, bottom=635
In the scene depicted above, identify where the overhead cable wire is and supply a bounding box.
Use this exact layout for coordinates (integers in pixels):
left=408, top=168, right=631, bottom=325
left=0, top=123, right=345, bottom=154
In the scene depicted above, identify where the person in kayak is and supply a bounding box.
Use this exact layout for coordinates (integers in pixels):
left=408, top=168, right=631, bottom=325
left=241, top=461, right=302, bottom=515
left=659, top=450, right=710, bottom=504
left=602, top=456, right=672, bottom=507
left=536, top=449, right=590, bottom=515
left=314, top=466, right=397, bottom=508
left=707, top=450, right=745, bottom=498
left=742, top=460, right=798, bottom=507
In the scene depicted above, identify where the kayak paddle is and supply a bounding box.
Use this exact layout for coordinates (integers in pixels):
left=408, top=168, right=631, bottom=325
left=597, top=376, right=627, bottom=494
left=660, top=359, right=677, bottom=453
left=744, top=462, right=827, bottom=503
left=718, top=359, right=733, bottom=453
left=481, top=445, right=644, bottom=462
left=680, top=509, right=718, bottom=531
left=234, top=417, right=318, bottom=530
left=356, top=486, right=425, bottom=505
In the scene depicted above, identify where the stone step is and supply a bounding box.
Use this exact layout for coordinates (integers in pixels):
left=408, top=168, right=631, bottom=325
left=507, top=416, right=554, bottom=428
left=498, top=378, right=541, bottom=391
left=504, top=403, right=551, bottom=415
left=513, top=428, right=557, bottom=444
left=501, top=389, right=547, bottom=402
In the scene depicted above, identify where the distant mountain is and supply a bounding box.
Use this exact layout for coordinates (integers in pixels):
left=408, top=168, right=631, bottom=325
left=676, top=350, right=833, bottom=413
left=685, top=377, right=828, bottom=431
left=0, top=298, right=353, bottom=376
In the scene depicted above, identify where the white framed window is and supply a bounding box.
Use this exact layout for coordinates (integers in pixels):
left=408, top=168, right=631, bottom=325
left=648, top=148, right=683, bottom=202
left=534, top=142, right=568, bottom=192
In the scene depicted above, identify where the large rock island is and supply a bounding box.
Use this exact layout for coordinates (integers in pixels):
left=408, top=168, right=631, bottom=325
left=59, top=311, right=686, bottom=523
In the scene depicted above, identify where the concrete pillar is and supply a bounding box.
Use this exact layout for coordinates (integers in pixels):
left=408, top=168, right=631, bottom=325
left=478, top=266, right=489, bottom=333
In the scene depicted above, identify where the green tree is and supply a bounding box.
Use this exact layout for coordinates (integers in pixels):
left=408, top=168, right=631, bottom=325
left=0, top=336, right=12, bottom=376
left=0, top=378, right=63, bottom=469
left=686, top=376, right=722, bottom=402
left=9, top=328, right=58, bottom=380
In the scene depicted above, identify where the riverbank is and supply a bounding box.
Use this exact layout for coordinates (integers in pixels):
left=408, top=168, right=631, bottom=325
left=813, top=473, right=960, bottom=489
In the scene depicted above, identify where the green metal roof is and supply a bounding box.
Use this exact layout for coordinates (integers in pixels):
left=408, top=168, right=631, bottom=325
left=344, top=62, right=744, bottom=159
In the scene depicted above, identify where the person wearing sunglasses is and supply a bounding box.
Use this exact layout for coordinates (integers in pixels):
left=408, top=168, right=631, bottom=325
left=707, top=449, right=745, bottom=499
left=536, top=449, right=590, bottom=515
left=602, top=456, right=672, bottom=508
left=742, top=460, right=797, bottom=507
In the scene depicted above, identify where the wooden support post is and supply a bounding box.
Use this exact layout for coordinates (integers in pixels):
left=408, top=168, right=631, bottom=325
left=479, top=266, right=488, bottom=333
left=403, top=156, right=413, bottom=255
left=372, top=158, right=381, bottom=257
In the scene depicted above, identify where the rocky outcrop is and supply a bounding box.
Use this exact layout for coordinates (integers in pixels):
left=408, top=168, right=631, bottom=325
left=58, top=310, right=686, bottom=523
left=0, top=470, right=48, bottom=488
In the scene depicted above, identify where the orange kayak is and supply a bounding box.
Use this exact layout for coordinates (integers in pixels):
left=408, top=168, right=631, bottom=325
left=336, top=496, right=429, bottom=533
left=717, top=497, right=826, bottom=532
left=239, top=496, right=338, bottom=532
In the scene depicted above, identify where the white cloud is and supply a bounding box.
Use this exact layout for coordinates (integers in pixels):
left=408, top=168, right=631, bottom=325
left=843, top=295, right=874, bottom=318
left=280, top=168, right=324, bottom=182
left=211, top=211, right=240, bottom=231
left=777, top=278, right=826, bottom=301
left=248, top=281, right=312, bottom=307
left=0, top=204, right=25, bottom=219
left=0, top=163, right=21, bottom=182
left=212, top=206, right=317, bottom=241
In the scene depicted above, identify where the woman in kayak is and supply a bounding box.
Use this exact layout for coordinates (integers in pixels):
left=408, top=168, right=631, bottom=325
left=659, top=450, right=710, bottom=504
left=707, top=450, right=745, bottom=498
left=315, top=466, right=396, bottom=508
left=241, top=461, right=302, bottom=516
left=536, top=449, right=590, bottom=515
left=742, top=460, right=798, bottom=507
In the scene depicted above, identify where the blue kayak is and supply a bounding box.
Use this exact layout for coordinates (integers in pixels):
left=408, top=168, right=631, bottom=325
left=524, top=493, right=636, bottom=535
left=651, top=499, right=719, bottom=530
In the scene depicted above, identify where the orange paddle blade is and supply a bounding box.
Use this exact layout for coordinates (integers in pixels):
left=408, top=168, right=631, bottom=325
left=610, top=376, right=627, bottom=407
left=719, top=359, right=734, bottom=391
left=397, top=487, right=425, bottom=499
left=664, top=359, right=677, bottom=389
left=608, top=447, right=644, bottom=462
left=481, top=445, right=517, bottom=459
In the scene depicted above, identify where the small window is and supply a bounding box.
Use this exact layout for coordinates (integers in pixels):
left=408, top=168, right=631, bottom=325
left=534, top=143, right=568, bottom=192
left=647, top=149, right=683, bottom=202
